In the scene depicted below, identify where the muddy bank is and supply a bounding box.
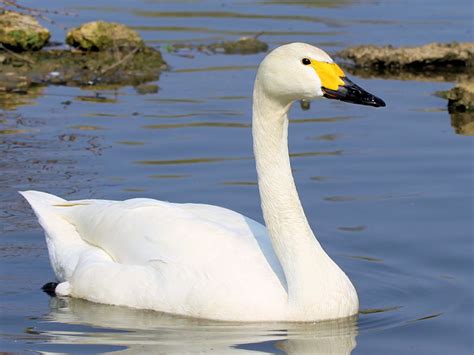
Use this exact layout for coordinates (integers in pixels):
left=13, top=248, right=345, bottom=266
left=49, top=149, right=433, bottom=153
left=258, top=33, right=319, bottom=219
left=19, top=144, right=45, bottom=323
left=338, top=42, right=474, bottom=72
left=337, top=42, right=473, bottom=81
left=0, top=46, right=166, bottom=90
left=337, top=42, right=474, bottom=132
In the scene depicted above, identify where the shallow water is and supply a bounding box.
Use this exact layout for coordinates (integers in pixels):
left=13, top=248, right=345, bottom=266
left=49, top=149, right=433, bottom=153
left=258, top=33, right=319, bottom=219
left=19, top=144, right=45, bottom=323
left=1, top=0, right=473, bottom=354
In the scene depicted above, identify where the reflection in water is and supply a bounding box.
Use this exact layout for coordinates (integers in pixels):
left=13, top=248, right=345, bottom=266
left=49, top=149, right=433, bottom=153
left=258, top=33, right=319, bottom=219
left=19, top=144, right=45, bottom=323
left=76, top=94, right=118, bottom=104
left=0, top=87, right=45, bottom=110
left=43, top=297, right=358, bottom=354
left=136, top=150, right=343, bottom=166
left=359, top=306, right=401, bottom=315
left=450, top=112, right=474, bottom=136
left=222, top=181, right=258, bottom=186
left=343, top=66, right=472, bottom=83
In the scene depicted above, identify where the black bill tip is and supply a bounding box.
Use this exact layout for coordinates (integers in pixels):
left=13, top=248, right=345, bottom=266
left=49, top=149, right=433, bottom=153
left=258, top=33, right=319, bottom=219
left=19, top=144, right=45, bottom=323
left=322, top=77, right=386, bottom=108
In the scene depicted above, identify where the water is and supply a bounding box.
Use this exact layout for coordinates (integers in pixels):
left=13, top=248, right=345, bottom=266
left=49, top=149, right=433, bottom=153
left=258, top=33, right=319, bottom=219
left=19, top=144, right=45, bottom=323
left=1, top=0, right=473, bottom=353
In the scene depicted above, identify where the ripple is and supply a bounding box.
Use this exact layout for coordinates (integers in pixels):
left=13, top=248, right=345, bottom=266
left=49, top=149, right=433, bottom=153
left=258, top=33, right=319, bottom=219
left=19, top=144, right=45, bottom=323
left=290, top=116, right=353, bottom=124
left=132, top=10, right=344, bottom=28
left=148, top=174, right=191, bottom=179
left=69, top=125, right=105, bottom=131
left=75, top=95, right=117, bottom=104
left=132, top=25, right=340, bottom=37
left=324, top=192, right=422, bottom=202
left=290, top=150, right=343, bottom=157
left=221, top=181, right=258, bottom=186
left=174, top=65, right=257, bottom=73
left=115, top=141, right=146, bottom=146
left=143, top=122, right=250, bottom=129
left=135, top=156, right=248, bottom=166
left=0, top=129, right=31, bottom=135
left=337, top=225, right=367, bottom=232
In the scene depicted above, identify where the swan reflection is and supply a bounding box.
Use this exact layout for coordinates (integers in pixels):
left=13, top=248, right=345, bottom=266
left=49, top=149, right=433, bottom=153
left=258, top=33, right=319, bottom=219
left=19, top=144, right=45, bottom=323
left=43, top=297, right=358, bottom=354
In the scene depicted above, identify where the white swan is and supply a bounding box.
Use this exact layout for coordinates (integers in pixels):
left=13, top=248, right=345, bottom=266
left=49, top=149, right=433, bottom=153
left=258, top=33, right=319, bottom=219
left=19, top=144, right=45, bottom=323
left=21, top=43, right=385, bottom=322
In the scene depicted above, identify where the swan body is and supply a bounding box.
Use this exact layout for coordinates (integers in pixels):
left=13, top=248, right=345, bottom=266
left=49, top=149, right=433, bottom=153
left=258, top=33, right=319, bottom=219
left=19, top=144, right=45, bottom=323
left=21, top=43, right=385, bottom=322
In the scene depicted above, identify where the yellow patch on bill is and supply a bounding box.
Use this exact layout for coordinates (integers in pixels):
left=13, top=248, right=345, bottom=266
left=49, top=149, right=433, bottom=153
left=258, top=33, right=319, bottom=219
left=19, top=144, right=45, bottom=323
left=310, top=61, right=345, bottom=91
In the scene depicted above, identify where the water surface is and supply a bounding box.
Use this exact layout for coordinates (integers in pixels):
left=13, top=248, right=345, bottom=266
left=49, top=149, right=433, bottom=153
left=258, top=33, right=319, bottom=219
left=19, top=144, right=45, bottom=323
left=1, top=0, right=472, bottom=354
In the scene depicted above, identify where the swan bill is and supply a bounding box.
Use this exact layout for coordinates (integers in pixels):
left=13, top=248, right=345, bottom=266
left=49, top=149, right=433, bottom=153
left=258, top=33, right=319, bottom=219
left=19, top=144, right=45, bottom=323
left=322, top=77, right=386, bottom=107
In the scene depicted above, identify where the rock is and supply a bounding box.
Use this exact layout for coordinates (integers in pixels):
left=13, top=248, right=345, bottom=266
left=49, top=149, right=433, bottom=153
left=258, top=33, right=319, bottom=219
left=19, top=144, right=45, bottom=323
left=338, top=42, right=474, bottom=70
left=437, top=82, right=474, bottom=136
left=215, top=37, right=269, bottom=55
left=135, top=83, right=159, bottom=95
left=0, top=11, right=50, bottom=51
left=66, top=21, right=144, bottom=51
left=168, top=36, right=269, bottom=55
left=437, top=82, right=474, bottom=112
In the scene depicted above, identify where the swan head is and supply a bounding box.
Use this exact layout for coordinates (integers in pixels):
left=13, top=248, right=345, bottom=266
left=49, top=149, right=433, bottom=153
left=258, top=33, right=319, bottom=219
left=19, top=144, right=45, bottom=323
left=256, top=42, right=385, bottom=107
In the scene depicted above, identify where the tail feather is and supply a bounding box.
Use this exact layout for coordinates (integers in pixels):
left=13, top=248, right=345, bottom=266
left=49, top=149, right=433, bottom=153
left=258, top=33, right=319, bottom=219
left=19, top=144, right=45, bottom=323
left=20, top=190, right=90, bottom=282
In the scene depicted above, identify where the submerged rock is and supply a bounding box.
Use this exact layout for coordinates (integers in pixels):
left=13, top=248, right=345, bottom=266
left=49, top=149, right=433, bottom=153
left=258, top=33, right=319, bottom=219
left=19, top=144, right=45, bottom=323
left=212, top=37, right=269, bottom=54
left=66, top=21, right=144, bottom=51
left=437, top=82, right=474, bottom=112
left=0, top=11, right=51, bottom=51
left=168, top=36, right=268, bottom=55
left=338, top=42, right=474, bottom=71
left=437, top=82, right=474, bottom=136
left=134, top=83, right=159, bottom=95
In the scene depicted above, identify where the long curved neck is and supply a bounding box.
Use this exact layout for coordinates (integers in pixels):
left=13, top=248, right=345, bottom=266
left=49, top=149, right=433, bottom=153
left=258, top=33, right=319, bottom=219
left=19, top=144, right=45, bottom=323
left=252, top=79, right=335, bottom=307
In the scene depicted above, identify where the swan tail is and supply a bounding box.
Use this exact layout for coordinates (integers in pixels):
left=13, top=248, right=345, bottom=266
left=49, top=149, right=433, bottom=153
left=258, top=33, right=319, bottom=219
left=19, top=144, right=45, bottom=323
left=19, top=190, right=90, bottom=282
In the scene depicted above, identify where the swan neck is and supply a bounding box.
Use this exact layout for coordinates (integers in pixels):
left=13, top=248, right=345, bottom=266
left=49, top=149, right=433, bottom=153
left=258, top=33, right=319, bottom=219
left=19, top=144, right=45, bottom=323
left=252, top=80, right=334, bottom=306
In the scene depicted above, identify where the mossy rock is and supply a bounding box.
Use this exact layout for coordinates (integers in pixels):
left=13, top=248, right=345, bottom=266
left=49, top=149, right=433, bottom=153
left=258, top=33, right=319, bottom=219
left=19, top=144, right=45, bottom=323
left=338, top=42, right=474, bottom=70
left=437, top=82, right=474, bottom=112
left=0, top=11, right=50, bottom=51
left=168, top=36, right=269, bottom=55
left=216, top=37, right=268, bottom=54
left=66, top=21, right=144, bottom=51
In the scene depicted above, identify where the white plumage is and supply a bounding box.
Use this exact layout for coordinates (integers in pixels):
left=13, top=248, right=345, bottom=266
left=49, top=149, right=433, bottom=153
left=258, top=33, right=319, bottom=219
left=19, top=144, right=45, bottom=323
left=21, top=43, right=386, bottom=321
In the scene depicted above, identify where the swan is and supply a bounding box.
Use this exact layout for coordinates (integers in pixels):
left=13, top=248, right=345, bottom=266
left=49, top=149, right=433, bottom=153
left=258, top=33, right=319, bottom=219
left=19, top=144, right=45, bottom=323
left=21, top=43, right=385, bottom=322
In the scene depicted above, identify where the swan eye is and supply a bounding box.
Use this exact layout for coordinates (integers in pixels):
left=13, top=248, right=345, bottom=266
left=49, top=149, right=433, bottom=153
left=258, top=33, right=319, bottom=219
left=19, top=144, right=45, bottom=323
left=301, top=58, right=311, bottom=65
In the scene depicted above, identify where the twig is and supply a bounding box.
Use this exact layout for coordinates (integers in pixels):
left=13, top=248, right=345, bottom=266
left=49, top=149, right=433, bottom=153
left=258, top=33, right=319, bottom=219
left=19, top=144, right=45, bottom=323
left=99, top=47, right=140, bottom=74
left=0, top=43, right=34, bottom=64
left=1, top=0, right=74, bottom=17
left=0, top=0, right=76, bottom=29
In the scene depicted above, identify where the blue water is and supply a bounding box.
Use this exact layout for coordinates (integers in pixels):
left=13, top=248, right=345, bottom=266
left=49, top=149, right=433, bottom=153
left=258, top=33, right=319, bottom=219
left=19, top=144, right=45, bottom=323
left=1, top=0, right=473, bottom=353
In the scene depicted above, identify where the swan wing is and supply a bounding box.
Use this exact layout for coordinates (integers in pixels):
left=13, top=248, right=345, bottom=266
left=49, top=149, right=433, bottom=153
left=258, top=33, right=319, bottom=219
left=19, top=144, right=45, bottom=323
left=21, top=191, right=287, bottom=320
